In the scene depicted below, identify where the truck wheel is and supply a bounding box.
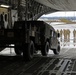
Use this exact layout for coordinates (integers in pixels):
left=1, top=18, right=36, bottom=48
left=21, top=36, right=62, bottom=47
left=53, top=45, right=60, bottom=55
left=41, top=42, right=49, bottom=56
left=23, top=41, right=34, bottom=61
left=14, top=46, right=22, bottom=55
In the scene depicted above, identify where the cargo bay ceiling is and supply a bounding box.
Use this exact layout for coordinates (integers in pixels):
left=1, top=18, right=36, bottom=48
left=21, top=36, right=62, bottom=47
left=0, top=0, right=76, bottom=20
left=35, top=0, right=76, bottom=11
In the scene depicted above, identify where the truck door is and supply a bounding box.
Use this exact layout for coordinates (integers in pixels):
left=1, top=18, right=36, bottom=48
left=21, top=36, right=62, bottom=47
left=50, top=31, right=58, bottom=49
left=53, top=31, right=58, bottom=48
left=50, top=30, right=54, bottom=48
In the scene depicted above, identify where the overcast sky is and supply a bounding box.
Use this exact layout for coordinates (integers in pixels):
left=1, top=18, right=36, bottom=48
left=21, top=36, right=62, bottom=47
left=42, top=11, right=76, bottom=17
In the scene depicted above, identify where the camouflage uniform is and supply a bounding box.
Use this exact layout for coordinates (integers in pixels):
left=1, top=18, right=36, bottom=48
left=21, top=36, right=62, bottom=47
left=63, top=29, right=67, bottom=42
left=67, top=29, right=70, bottom=42
left=60, top=29, right=63, bottom=42
left=73, top=29, right=76, bottom=43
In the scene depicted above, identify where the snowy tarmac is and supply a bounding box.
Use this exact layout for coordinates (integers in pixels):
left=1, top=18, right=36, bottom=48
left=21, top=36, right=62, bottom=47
left=0, top=46, right=76, bottom=59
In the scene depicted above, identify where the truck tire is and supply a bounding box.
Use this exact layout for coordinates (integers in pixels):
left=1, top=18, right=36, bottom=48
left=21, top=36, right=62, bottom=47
left=53, top=45, right=60, bottom=55
left=14, top=46, right=22, bottom=55
left=41, top=42, right=49, bottom=56
left=23, top=41, right=34, bottom=61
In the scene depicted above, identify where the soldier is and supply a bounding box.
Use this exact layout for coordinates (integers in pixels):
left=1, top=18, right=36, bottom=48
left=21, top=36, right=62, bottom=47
left=73, top=29, right=76, bottom=45
left=60, top=29, right=63, bottom=42
left=67, top=29, right=70, bottom=42
left=63, top=29, right=67, bottom=42
left=63, top=29, right=67, bottom=46
left=56, top=29, right=59, bottom=34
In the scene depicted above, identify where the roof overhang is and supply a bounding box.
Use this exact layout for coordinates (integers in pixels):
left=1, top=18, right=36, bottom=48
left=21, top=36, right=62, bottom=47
left=35, top=0, right=76, bottom=11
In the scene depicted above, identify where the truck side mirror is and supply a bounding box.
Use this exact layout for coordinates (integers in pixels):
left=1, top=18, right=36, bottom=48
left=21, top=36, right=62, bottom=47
left=57, top=33, right=60, bottom=38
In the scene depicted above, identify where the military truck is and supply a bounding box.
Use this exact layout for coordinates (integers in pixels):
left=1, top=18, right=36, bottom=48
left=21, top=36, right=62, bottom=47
left=0, top=21, right=60, bottom=60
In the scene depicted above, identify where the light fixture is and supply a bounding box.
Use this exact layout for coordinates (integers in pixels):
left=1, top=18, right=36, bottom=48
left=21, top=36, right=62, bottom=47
left=0, top=4, right=10, bottom=8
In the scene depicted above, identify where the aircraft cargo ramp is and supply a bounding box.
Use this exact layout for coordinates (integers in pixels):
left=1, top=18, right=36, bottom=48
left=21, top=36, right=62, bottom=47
left=0, top=48, right=76, bottom=75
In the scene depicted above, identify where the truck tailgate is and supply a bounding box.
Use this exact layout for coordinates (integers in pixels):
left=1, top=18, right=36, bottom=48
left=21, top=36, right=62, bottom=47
left=0, top=29, right=24, bottom=44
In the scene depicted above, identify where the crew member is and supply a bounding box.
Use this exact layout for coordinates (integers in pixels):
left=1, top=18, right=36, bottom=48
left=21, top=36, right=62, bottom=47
left=60, top=29, right=63, bottom=42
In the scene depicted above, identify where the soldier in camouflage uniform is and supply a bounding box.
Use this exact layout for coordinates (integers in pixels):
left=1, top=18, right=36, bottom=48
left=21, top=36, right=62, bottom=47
left=73, top=29, right=76, bottom=46
left=60, top=29, right=63, bottom=42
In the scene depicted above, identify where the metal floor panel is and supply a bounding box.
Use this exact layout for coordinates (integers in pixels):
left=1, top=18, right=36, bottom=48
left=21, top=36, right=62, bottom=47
left=0, top=48, right=76, bottom=75
left=0, top=56, right=76, bottom=75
